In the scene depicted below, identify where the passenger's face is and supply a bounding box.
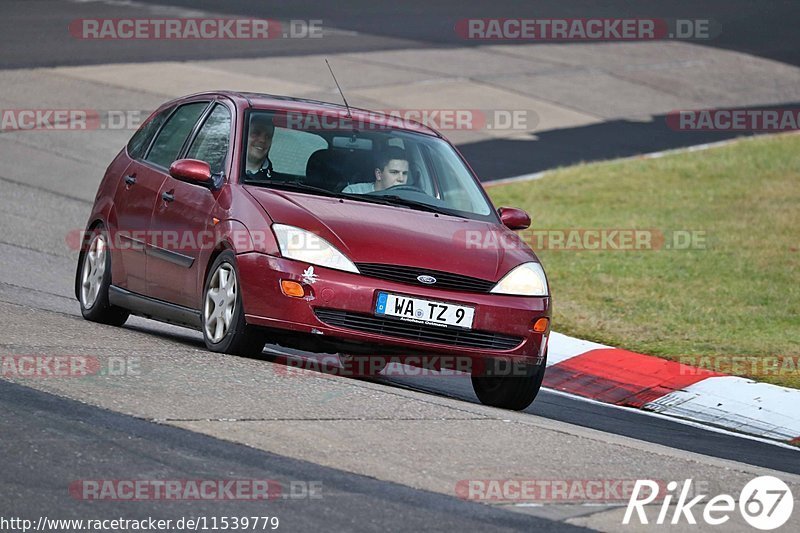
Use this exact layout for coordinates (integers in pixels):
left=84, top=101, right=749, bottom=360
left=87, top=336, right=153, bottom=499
left=375, top=159, right=409, bottom=190
left=247, top=123, right=273, bottom=168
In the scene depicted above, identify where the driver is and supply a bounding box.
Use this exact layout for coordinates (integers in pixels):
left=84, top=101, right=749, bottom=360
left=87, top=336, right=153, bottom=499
left=343, top=147, right=409, bottom=193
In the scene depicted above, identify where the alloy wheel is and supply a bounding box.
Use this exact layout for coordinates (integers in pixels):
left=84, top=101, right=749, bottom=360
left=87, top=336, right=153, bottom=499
left=80, top=233, right=107, bottom=309
left=204, top=263, right=238, bottom=343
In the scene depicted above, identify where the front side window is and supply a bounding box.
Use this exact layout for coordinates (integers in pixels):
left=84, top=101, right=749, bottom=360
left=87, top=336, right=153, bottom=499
left=186, top=104, right=231, bottom=175
left=146, top=102, right=208, bottom=169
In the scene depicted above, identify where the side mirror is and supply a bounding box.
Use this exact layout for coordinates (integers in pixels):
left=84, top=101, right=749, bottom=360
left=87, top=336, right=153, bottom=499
left=498, top=207, right=531, bottom=230
left=169, top=159, right=214, bottom=188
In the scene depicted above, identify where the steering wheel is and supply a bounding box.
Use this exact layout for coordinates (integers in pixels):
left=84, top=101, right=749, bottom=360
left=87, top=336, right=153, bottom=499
left=381, top=184, right=428, bottom=194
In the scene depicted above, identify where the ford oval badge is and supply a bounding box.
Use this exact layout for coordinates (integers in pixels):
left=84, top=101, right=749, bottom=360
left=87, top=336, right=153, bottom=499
left=417, top=275, right=437, bottom=285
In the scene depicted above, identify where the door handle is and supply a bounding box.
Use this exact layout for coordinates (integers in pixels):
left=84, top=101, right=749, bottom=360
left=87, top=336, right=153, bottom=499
left=161, top=191, right=175, bottom=203
left=124, top=175, right=136, bottom=186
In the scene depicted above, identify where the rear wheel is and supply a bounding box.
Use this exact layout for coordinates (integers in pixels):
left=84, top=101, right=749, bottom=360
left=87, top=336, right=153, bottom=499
left=78, top=226, right=129, bottom=326
left=471, top=355, right=546, bottom=410
left=202, top=251, right=265, bottom=357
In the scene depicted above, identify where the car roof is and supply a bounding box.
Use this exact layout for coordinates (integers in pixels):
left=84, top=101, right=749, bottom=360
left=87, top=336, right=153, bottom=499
left=177, top=90, right=442, bottom=137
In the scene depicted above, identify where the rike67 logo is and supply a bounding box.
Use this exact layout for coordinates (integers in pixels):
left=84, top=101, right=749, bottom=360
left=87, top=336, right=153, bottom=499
left=624, top=476, right=794, bottom=530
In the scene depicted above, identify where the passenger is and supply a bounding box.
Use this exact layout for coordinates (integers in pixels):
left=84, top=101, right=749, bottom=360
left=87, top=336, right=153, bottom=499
left=245, top=114, right=275, bottom=177
left=343, top=147, right=409, bottom=193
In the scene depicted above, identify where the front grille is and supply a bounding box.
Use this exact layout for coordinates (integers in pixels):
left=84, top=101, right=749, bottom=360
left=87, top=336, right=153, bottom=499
left=314, top=308, right=523, bottom=351
left=355, top=263, right=495, bottom=293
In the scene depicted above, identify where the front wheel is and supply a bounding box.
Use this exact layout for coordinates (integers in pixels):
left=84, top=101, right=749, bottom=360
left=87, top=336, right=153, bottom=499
left=471, top=355, right=547, bottom=411
left=202, top=251, right=265, bottom=357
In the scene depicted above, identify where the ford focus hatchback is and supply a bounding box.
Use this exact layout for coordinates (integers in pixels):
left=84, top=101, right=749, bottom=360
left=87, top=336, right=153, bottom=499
left=76, top=91, right=551, bottom=410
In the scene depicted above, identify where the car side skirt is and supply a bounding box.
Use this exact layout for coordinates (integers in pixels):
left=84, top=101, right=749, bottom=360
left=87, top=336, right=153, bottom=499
left=109, top=285, right=202, bottom=330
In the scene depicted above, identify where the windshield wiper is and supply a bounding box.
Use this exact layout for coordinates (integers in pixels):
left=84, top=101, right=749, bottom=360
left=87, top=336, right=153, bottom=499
left=248, top=179, right=341, bottom=198
left=366, top=194, right=457, bottom=216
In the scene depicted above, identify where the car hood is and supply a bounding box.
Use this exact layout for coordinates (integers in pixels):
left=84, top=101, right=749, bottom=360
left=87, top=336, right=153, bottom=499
left=244, top=187, right=539, bottom=281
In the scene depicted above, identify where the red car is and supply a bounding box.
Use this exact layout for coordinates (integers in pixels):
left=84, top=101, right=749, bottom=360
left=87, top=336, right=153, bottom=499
left=75, top=91, right=551, bottom=410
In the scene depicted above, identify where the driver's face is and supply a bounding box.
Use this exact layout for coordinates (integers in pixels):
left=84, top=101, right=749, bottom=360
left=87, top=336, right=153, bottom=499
left=376, top=159, right=409, bottom=190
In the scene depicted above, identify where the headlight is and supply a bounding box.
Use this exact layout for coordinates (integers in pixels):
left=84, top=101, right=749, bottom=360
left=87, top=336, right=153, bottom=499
left=272, top=224, right=359, bottom=274
left=490, top=262, right=549, bottom=296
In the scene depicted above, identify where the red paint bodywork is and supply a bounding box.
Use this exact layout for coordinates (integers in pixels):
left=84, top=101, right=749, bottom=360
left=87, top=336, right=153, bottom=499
left=81, top=91, right=551, bottom=362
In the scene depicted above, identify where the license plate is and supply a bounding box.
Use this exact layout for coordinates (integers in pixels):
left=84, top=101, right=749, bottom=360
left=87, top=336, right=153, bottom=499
left=375, top=292, right=475, bottom=329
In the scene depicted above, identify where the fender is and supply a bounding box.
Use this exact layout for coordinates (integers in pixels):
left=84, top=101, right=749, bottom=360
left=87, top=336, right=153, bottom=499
left=212, top=218, right=280, bottom=256
left=194, top=218, right=281, bottom=302
left=73, top=201, right=117, bottom=300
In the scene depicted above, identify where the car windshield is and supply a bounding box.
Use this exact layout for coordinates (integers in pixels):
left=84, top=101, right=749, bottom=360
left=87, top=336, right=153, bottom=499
left=241, top=110, right=497, bottom=221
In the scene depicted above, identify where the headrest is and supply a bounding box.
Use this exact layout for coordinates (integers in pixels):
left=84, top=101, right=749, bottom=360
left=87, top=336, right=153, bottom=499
left=305, top=149, right=374, bottom=190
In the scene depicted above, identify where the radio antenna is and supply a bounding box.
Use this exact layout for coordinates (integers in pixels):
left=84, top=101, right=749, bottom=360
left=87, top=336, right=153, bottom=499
left=325, top=59, right=352, bottom=119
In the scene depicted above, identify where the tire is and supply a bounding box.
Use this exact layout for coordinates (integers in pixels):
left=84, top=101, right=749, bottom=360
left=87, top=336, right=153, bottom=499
left=471, top=354, right=547, bottom=411
left=77, top=225, right=129, bottom=326
left=202, top=251, right=265, bottom=357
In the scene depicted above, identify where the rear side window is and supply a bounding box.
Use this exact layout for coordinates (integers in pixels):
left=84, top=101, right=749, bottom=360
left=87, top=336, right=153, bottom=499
left=146, top=102, right=209, bottom=168
left=270, top=127, right=328, bottom=176
left=186, top=104, right=232, bottom=175
left=126, top=106, right=172, bottom=160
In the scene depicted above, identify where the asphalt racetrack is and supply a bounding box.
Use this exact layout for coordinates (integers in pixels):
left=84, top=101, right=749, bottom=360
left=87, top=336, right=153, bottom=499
left=1, top=1, right=799, bottom=531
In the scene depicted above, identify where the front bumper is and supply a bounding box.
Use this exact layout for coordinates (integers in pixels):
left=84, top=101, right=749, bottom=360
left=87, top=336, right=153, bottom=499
left=237, top=252, right=550, bottom=364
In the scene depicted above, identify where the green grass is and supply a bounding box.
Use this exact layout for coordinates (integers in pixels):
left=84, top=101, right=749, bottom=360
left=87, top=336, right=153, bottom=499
left=487, top=134, right=800, bottom=388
